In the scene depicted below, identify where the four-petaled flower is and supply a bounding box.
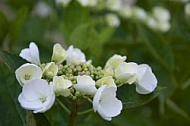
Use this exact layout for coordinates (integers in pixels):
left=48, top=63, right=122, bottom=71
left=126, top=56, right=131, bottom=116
left=18, top=79, right=55, bottom=113
left=66, top=45, right=86, bottom=64
left=15, top=63, right=42, bottom=86
left=93, top=85, right=122, bottom=121
left=19, top=42, right=41, bottom=65
left=74, top=75, right=97, bottom=95
left=51, top=43, right=66, bottom=64
left=42, top=62, right=58, bottom=79
left=135, top=64, right=157, bottom=94
left=53, top=76, right=72, bottom=97
left=115, top=62, right=139, bottom=84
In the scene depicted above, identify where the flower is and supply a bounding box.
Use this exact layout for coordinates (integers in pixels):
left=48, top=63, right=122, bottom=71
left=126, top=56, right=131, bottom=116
left=19, top=42, right=41, bottom=65
left=74, top=75, right=97, bottom=95
left=77, top=0, right=97, bottom=7
left=18, top=79, right=55, bottom=113
left=104, top=66, right=114, bottom=76
left=51, top=43, right=66, bottom=64
left=133, top=7, right=147, bottom=21
left=53, top=76, right=72, bottom=97
left=66, top=45, right=86, bottom=64
left=185, top=3, right=190, bottom=17
left=32, top=1, right=51, bottom=18
left=135, top=64, right=157, bottom=94
left=96, top=76, right=116, bottom=87
left=15, top=63, right=42, bottom=86
left=93, top=85, right=122, bottom=121
left=105, top=54, right=126, bottom=70
left=152, top=6, right=170, bottom=22
left=105, top=13, right=120, bottom=28
left=106, top=0, right=122, bottom=11
left=43, top=62, right=58, bottom=79
left=115, top=62, right=139, bottom=84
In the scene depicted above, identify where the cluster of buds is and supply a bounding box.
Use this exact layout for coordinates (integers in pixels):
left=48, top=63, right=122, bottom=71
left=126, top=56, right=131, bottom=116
left=15, top=42, right=157, bottom=121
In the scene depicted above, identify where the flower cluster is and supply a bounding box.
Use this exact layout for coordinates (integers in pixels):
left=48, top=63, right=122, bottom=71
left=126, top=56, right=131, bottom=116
left=56, top=0, right=171, bottom=32
left=15, top=42, right=157, bottom=121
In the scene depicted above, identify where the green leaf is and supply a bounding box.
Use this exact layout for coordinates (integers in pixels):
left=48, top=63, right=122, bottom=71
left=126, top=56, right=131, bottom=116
left=0, top=11, right=9, bottom=46
left=61, top=0, right=90, bottom=43
left=0, top=54, right=26, bottom=126
left=9, top=7, right=28, bottom=49
left=118, top=84, right=164, bottom=109
left=33, top=113, right=52, bottom=126
left=0, top=50, right=25, bottom=72
left=69, top=23, right=103, bottom=60
left=137, top=25, right=174, bottom=72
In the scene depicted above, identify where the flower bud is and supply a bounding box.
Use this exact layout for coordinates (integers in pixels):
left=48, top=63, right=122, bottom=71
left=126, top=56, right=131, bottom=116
left=51, top=43, right=66, bottom=64
left=53, top=76, right=72, bottom=97
left=115, top=62, right=139, bottom=84
left=43, top=62, right=58, bottom=79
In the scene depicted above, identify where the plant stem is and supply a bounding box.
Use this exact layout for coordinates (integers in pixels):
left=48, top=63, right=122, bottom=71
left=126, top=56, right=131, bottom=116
left=68, top=100, right=77, bottom=126
left=56, top=98, right=71, bottom=115
left=78, top=108, right=93, bottom=116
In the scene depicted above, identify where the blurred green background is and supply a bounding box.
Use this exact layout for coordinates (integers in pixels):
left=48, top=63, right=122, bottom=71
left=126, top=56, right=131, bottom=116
left=1, top=0, right=190, bottom=125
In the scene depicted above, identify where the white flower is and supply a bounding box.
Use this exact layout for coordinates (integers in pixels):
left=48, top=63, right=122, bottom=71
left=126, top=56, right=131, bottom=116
left=66, top=45, right=86, bottom=64
left=119, top=6, right=133, bottom=18
left=105, top=13, right=120, bottom=28
left=106, top=0, right=122, bottom=11
left=152, top=6, right=170, bottom=22
left=104, top=66, right=114, bottom=76
left=185, top=3, right=190, bottom=17
left=15, top=63, right=42, bottom=86
left=105, top=54, right=126, bottom=70
left=93, top=85, right=122, bottom=121
left=56, top=0, right=71, bottom=7
left=145, top=15, right=158, bottom=30
left=19, top=42, right=41, bottom=65
left=43, top=62, right=58, bottom=79
left=32, top=1, right=51, bottom=18
left=133, top=7, right=147, bottom=21
left=157, top=21, right=171, bottom=32
left=74, top=75, right=97, bottom=95
left=96, top=76, right=116, bottom=87
left=115, top=62, right=139, bottom=84
left=51, top=43, right=66, bottom=64
left=77, top=0, right=97, bottom=7
left=135, top=64, right=157, bottom=94
left=18, top=79, right=55, bottom=113
left=53, top=76, right=72, bottom=97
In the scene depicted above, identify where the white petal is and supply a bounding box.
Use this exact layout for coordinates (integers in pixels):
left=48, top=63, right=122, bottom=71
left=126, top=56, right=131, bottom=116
left=136, top=64, right=157, bottom=94
left=34, top=83, right=55, bottom=113
left=96, top=76, right=116, bottom=87
left=115, top=62, right=139, bottom=84
left=105, top=54, right=126, bottom=70
left=66, top=45, right=86, bottom=64
left=29, top=42, right=41, bottom=65
left=15, top=63, right=42, bottom=86
left=18, top=93, right=43, bottom=110
left=74, top=75, right=97, bottom=95
left=93, top=85, right=106, bottom=112
left=18, top=79, right=55, bottom=113
left=19, top=42, right=40, bottom=65
left=22, top=79, right=50, bottom=101
left=100, top=87, right=122, bottom=117
left=93, top=86, right=122, bottom=121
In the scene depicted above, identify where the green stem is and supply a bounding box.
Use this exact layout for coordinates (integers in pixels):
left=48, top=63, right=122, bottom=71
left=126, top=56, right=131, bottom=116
left=68, top=100, right=78, bottom=126
left=56, top=98, right=71, bottom=115
left=78, top=108, right=93, bottom=116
